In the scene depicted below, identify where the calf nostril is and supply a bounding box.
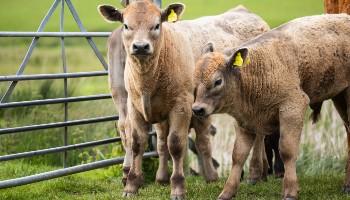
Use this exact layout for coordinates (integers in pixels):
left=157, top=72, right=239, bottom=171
left=132, top=44, right=139, bottom=51
left=144, top=43, right=150, bottom=51
left=192, top=107, right=205, bottom=116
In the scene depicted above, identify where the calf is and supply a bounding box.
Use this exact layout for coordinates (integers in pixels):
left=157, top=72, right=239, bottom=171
left=99, top=0, right=269, bottom=198
left=193, top=14, right=350, bottom=200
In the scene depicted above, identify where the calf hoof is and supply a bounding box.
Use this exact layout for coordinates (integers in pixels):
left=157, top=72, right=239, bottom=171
left=170, top=194, right=185, bottom=200
left=247, top=178, right=259, bottom=185
left=218, top=192, right=235, bottom=200
left=122, top=192, right=136, bottom=198
left=343, top=185, right=350, bottom=194
left=283, top=195, right=297, bottom=200
left=217, top=195, right=234, bottom=200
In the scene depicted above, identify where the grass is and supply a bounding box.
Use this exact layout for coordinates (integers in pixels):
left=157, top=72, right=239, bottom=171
left=0, top=0, right=347, bottom=199
left=0, top=161, right=349, bottom=200
left=0, top=0, right=323, bottom=32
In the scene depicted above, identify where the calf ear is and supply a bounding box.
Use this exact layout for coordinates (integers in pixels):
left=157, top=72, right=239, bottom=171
left=201, top=42, right=215, bottom=55
left=98, top=5, right=123, bottom=23
left=161, top=3, right=185, bottom=23
left=227, top=48, right=249, bottom=69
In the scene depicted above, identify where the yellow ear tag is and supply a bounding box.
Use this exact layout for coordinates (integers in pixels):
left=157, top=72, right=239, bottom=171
left=233, top=52, right=244, bottom=68
left=167, top=9, right=177, bottom=23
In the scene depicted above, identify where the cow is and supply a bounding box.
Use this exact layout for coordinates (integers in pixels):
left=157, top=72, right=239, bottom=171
left=192, top=14, right=350, bottom=200
left=98, top=0, right=269, bottom=198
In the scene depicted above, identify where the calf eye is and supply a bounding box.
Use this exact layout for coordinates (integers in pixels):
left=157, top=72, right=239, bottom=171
left=214, top=79, right=222, bottom=87
left=124, top=24, right=129, bottom=30
left=153, top=24, right=160, bottom=31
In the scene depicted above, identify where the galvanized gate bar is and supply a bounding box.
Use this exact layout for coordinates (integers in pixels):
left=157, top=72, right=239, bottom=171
left=0, top=71, right=108, bottom=82
left=0, top=151, right=158, bottom=189
left=0, top=132, right=157, bottom=162
left=60, top=0, right=69, bottom=168
left=0, top=32, right=111, bottom=37
left=0, top=94, right=111, bottom=108
left=0, top=115, right=119, bottom=135
left=0, top=137, right=121, bottom=162
left=65, top=0, right=108, bottom=70
left=0, top=0, right=61, bottom=103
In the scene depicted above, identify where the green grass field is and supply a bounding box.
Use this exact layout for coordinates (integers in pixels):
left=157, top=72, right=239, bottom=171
left=0, top=0, right=323, bottom=32
left=1, top=0, right=348, bottom=199
left=0, top=161, right=348, bottom=200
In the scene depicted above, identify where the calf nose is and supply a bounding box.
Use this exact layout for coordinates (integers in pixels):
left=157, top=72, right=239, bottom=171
left=132, top=42, right=150, bottom=54
left=192, top=106, right=206, bottom=117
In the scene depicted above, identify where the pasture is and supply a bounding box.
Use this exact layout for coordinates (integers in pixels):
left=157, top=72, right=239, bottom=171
left=1, top=0, right=348, bottom=199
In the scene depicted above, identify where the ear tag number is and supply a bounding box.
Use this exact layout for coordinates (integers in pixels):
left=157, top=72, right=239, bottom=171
left=168, top=9, right=177, bottom=23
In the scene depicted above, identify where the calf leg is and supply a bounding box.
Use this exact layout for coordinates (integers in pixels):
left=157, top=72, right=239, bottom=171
left=265, top=132, right=284, bottom=178
left=192, top=116, right=218, bottom=182
left=168, top=103, right=192, bottom=200
left=262, top=143, right=269, bottom=180
left=123, top=106, right=149, bottom=197
left=218, top=127, right=256, bottom=200
left=265, top=135, right=274, bottom=175
left=248, top=134, right=267, bottom=184
left=332, top=88, right=350, bottom=193
left=271, top=132, right=284, bottom=178
left=111, top=86, right=129, bottom=186
left=154, top=122, right=170, bottom=184
left=108, top=28, right=130, bottom=186
left=279, top=95, right=308, bottom=200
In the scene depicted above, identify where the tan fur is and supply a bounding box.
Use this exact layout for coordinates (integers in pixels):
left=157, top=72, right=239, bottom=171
left=194, top=14, right=350, bottom=199
left=324, top=0, right=350, bottom=14
left=101, top=1, right=269, bottom=198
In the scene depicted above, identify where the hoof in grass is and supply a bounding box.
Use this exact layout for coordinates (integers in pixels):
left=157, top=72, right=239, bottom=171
left=217, top=198, right=232, bottom=200
left=217, top=194, right=234, bottom=200
left=283, top=195, right=297, bottom=200
left=122, top=192, right=136, bottom=198
left=170, top=194, right=185, bottom=200
left=343, top=185, right=350, bottom=194
left=247, top=178, right=258, bottom=185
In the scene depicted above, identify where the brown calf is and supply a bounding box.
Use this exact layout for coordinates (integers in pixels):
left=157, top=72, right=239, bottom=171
left=99, top=0, right=269, bottom=198
left=193, top=14, right=350, bottom=200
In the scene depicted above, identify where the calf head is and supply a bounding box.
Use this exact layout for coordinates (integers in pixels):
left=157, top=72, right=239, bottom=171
left=193, top=44, right=249, bottom=117
left=98, top=0, right=184, bottom=59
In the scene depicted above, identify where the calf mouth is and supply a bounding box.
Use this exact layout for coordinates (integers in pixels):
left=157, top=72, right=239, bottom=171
left=131, top=50, right=152, bottom=57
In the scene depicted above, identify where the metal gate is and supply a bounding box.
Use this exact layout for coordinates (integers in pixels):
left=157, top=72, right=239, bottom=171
left=0, top=0, right=218, bottom=189
left=0, top=0, right=158, bottom=189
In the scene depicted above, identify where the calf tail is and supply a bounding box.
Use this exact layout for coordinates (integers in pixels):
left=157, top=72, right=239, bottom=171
left=310, top=102, right=323, bottom=123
